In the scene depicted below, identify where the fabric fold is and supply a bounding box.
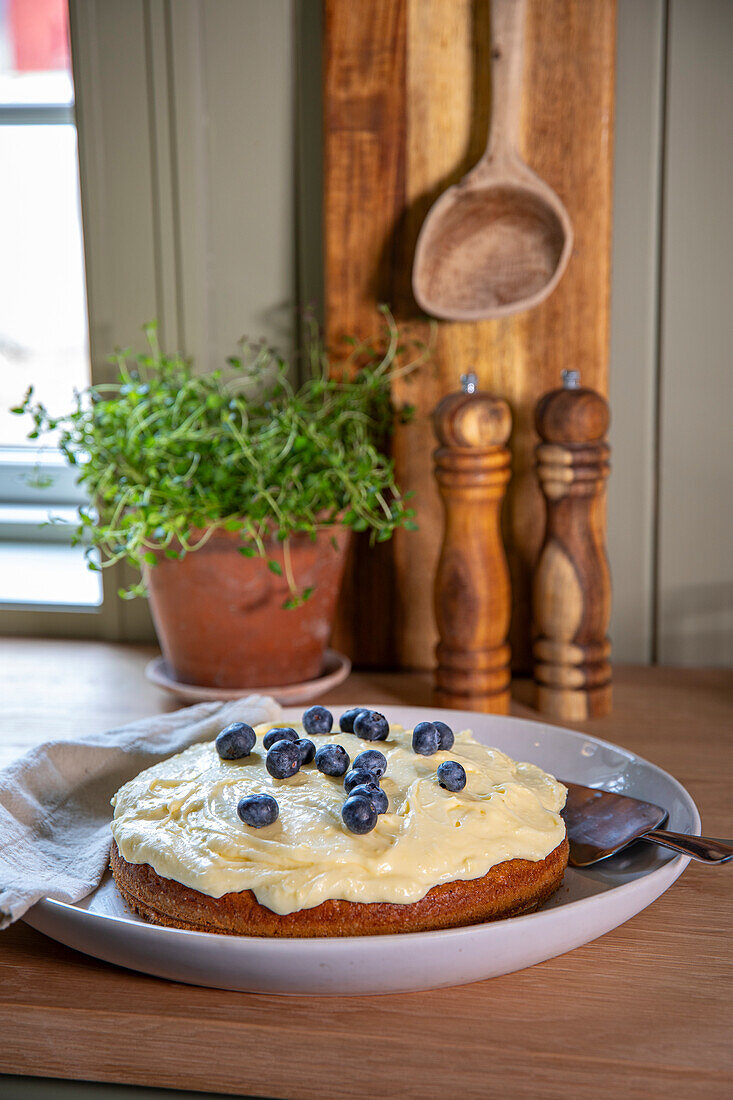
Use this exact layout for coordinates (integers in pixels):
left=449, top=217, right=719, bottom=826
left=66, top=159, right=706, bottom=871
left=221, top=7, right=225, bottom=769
left=0, top=695, right=280, bottom=928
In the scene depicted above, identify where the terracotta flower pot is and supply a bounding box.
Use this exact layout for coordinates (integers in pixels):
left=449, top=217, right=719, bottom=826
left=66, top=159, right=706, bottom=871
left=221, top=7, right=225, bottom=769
left=143, top=525, right=351, bottom=689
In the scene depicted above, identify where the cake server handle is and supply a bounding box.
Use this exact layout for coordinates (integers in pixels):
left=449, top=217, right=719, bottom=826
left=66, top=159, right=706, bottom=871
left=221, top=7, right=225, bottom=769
left=641, top=830, right=733, bottom=863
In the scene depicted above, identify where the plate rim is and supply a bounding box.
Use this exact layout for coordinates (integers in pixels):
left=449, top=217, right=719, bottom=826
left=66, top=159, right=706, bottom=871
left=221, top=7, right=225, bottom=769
left=29, top=706, right=701, bottom=947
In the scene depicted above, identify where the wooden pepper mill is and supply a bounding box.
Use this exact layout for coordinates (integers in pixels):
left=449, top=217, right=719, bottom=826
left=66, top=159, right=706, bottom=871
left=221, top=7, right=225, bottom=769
left=533, top=369, right=612, bottom=719
left=433, top=373, right=512, bottom=714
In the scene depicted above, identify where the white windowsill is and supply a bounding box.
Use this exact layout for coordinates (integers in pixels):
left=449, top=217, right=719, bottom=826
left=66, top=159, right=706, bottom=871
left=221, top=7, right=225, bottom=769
left=0, top=541, right=102, bottom=611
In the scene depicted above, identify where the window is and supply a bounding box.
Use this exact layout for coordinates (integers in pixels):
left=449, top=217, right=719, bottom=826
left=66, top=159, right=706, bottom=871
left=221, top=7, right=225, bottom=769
left=0, top=0, right=101, bottom=609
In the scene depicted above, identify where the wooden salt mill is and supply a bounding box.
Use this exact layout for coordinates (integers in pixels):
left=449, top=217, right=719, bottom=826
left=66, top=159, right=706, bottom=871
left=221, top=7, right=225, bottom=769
left=433, top=373, right=512, bottom=714
left=533, top=370, right=612, bottom=720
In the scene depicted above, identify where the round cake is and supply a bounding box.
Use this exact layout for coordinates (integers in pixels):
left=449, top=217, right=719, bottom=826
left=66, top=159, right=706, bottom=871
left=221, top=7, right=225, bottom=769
left=110, top=710, right=568, bottom=937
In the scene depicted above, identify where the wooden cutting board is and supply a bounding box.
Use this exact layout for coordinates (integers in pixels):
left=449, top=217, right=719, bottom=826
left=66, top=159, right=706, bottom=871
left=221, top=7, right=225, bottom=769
left=324, top=0, right=616, bottom=671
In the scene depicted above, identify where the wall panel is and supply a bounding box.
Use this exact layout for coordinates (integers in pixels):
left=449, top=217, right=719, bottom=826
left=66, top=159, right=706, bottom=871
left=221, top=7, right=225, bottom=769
left=606, top=0, right=665, bottom=664
left=656, top=0, right=733, bottom=666
left=171, top=0, right=296, bottom=373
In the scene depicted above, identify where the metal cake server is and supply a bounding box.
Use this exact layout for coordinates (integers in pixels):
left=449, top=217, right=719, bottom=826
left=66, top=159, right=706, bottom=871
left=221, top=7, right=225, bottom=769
left=561, top=780, right=733, bottom=867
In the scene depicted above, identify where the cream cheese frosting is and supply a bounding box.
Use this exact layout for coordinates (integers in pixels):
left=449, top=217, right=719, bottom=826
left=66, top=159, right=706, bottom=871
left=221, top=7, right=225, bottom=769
left=111, top=723, right=566, bottom=916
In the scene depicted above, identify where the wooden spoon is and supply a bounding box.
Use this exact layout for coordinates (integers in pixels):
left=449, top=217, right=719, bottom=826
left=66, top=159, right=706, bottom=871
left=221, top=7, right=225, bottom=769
left=412, top=0, right=573, bottom=321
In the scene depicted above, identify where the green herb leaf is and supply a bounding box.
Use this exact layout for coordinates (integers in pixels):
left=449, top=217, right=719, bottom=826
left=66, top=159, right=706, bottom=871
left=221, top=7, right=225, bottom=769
left=10, top=307, right=428, bottom=600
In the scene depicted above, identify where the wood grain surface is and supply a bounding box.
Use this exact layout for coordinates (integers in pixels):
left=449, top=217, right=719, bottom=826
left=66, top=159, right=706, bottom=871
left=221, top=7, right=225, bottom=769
left=324, top=0, right=616, bottom=672
left=0, top=638, right=731, bottom=1098
left=411, top=0, right=574, bottom=323
left=323, top=0, right=407, bottom=669
left=433, top=388, right=513, bottom=712
left=533, top=381, right=612, bottom=719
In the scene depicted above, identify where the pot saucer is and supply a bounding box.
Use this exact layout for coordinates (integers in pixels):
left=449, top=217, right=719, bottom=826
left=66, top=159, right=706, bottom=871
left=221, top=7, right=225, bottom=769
left=145, top=649, right=351, bottom=705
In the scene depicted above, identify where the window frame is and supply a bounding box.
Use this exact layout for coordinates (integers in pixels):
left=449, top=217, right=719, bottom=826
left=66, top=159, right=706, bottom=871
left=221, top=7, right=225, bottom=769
left=0, top=39, right=103, bottom=617
left=0, top=0, right=159, bottom=640
left=1, top=0, right=298, bottom=643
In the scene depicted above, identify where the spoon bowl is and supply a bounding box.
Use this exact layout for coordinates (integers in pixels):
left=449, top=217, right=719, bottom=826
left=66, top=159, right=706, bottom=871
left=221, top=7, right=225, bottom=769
left=412, top=0, right=573, bottom=321
left=413, top=181, right=570, bottom=321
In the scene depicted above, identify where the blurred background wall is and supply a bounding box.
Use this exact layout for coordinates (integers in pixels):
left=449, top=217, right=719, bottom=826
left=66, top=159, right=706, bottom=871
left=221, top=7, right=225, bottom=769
left=3, top=0, right=731, bottom=667
left=608, top=0, right=733, bottom=667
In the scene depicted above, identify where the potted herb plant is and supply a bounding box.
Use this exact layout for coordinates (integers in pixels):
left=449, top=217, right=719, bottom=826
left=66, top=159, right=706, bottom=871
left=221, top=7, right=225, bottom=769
left=14, top=312, right=422, bottom=688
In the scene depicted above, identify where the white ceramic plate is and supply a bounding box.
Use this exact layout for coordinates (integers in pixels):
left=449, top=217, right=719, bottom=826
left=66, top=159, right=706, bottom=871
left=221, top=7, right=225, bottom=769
left=24, top=706, right=700, bottom=996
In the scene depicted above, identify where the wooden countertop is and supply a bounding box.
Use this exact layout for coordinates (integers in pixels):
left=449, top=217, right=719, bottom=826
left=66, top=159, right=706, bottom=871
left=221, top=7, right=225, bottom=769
left=0, top=639, right=731, bottom=1098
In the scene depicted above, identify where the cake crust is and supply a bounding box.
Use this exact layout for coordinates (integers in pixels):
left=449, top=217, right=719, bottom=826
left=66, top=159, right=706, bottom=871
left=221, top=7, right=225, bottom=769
left=110, top=836, right=569, bottom=937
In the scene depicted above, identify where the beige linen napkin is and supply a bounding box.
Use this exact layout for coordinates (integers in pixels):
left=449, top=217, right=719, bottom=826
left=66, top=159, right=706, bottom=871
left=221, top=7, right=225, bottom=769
left=0, top=694, right=281, bottom=929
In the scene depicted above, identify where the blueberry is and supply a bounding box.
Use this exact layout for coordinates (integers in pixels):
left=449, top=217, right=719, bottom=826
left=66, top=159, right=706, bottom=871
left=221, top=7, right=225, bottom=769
left=295, top=738, right=316, bottom=765
left=315, top=743, right=350, bottom=777
left=350, top=783, right=389, bottom=815
left=434, top=721, right=455, bottom=751
left=344, top=768, right=380, bottom=795
left=341, top=795, right=378, bottom=835
left=237, top=793, right=279, bottom=828
left=412, top=721, right=440, bottom=756
left=369, top=786, right=389, bottom=815
left=263, top=726, right=298, bottom=751
left=302, top=706, right=334, bottom=735
left=339, top=707, right=367, bottom=733
left=437, top=760, right=467, bottom=792
left=353, top=710, right=389, bottom=741
left=353, top=749, right=387, bottom=778
left=215, top=722, right=256, bottom=760
left=266, top=740, right=302, bottom=779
